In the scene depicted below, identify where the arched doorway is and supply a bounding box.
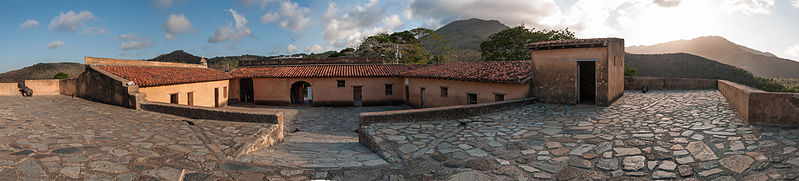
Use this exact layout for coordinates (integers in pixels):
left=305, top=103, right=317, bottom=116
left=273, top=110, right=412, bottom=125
left=240, top=78, right=254, bottom=103
left=290, top=81, right=312, bottom=104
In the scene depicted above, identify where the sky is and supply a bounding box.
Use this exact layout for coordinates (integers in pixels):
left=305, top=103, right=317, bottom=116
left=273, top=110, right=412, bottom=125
left=1, top=0, right=799, bottom=72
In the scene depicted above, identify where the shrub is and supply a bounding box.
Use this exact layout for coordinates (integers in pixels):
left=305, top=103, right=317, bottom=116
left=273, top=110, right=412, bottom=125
left=53, top=72, right=69, bottom=79
left=624, top=64, right=637, bottom=76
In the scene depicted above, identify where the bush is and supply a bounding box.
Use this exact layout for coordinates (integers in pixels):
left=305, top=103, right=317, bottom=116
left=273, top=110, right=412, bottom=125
left=624, top=64, right=637, bottom=76
left=53, top=72, right=69, bottom=79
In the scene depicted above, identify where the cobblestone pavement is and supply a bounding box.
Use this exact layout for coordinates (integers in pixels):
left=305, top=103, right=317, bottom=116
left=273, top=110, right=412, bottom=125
left=363, top=90, right=799, bottom=180
left=225, top=104, right=408, bottom=168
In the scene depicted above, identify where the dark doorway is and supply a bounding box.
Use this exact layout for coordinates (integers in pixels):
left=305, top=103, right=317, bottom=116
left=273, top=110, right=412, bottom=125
left=353, top=86, right=363, bottom=106
left=420, top=88, right=426, bottom=108
left=578, top=61, right=596, bottom=105
left=239, top=78, right=254, bottom=103
left=187, top=92, right=194, bottom=106
left=214, top=88, right=220, bottom=107
left=405, top=85, right=409, bottom=104
left=290, top=81, right=312, bottom=104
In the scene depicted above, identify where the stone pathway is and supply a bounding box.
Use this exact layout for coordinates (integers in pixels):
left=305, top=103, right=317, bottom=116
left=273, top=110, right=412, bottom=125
left=224, top=105, right=407, bottom=168
left=362, top=90, right=799, bottom=180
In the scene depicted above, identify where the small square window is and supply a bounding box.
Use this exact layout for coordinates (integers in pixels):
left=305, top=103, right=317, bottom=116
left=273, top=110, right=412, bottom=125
left=337, top=80, right=345, bottom=87
left=170, top=93, right=179, bottom=104
left=385, top=84, right=393, bottom=95
left=441, top=87, right=448, bottom=97
left=467, top=93, right=477, bottom=104
left=495, top=94, right=504, bottom=102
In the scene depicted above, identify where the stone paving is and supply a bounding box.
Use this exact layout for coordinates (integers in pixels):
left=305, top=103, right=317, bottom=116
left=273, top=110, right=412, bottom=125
left=224, top=105, right=407, bottom=168
left=363, top=90, right=799, bottom=180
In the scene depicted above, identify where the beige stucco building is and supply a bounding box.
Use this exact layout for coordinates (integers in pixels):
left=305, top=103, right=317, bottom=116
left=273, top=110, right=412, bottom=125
left=527, top=38, right=625, bottom=106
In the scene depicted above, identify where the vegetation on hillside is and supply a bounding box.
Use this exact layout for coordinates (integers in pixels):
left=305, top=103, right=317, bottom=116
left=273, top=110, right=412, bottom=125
left=0, top=63, right=84, bottom=83
left=53, top=72, right=69, bottom=79
left=480, top=26, right=575, bottom=61
left=626, top=53, right=797, bottom=92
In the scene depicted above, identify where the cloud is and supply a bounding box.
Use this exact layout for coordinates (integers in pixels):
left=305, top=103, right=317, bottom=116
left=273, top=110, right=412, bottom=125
left=260, top=12, right=280, bottom=24
left=19, top=20, right=39, bottom=29
left=116, top=33, right=152, bottom=51
left=208, top=9, right=253, bottom=43
left=408, top=0, right=561, bottom=29
left=305, top=44, right=324, bottom=53
left=323, top=0, right=403, bottom=48
left=150, top=0, right=175, bottom=9
left=49, top=10, right=97, bottom=32
left=47, top=41, right=65, bottom=49
left=163, top=14, right=194, bottom=40
left=653, top=0, right=681, bottom=7
left=721, top=0, right=775, bottom=15
left=793, top=0, right=799, bottom=8
left=236, top=0, right=277, bottom=9
left=787, top=44, right=799, bottom=59
left=82, top=26, right=108, bottom=35
left=287, top=44, right=297, bottom=53
left=278, top=1, right=312, bottom=32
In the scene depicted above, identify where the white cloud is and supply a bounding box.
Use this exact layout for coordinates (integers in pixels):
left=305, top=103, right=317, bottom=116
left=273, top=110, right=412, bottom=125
left=408, top=0, right=561, bottom=29
left=116, top=33, right=152, bottom=51
left=287, top=44, right=297, bottom=53
left=237, top=0, right=277, bottom=9
left=49, top=10, right=97, bottom=32
left=82, top=26, right=108, bottom=35
left=721, top=0, right=775, bottom=15
left=653, top=0, right=681, bottom=7
left=305, top=44, right=324, bottom=53
left=793, top=0, right=799, bottom=8
left=786, top=44, right=799, bottom=59
left=278, top=1, right=312, bottom=32
left=19, top=20, right=39, bottom=29
left=150, top=0, right=175, bottom=9
left=260, top=12, right=280, bottom=24
left=47, top=41, right=65, bottom=49
left=323, top=0, right=404, bottom=48
left=208, top=9, right=253, bottom=43
left=163, top=14, right=194, bottom=40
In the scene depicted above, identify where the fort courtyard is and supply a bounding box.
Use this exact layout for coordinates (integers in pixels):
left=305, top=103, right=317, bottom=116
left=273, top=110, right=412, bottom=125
left=1, top=90, right=798, bottom=180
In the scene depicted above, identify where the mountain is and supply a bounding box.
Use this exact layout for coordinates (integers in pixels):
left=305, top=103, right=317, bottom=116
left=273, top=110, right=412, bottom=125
left=0, top=62, right=85, bottom=83
left=149, top=50, right=203, bottom=64
left=626, top=53, right=796, bottom=92
left=432, top=18, right=509, bottom=51
left=626, top=36, right=799, bottom=79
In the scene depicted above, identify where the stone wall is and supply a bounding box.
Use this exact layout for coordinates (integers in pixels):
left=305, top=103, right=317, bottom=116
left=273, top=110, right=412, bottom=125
left=718, top=80, right=799, bottom=126
left=24, top=80, right=61, bottom=95
left=0, top=83, right=17, bottom=95
left=140, top=101, right=284, bottom=156
left=359, top=97, right=536, bottom=127
left=75, top=65, right=144, bottom=109
left=625, top=77, right=718, bottom=90
left=0, top=79, right=77, bottom=96
left=59, top=78, right=77, bottom=96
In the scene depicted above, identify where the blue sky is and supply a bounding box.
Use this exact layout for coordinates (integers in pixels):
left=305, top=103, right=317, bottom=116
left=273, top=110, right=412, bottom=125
left=2, top=0, right=799, bottom=72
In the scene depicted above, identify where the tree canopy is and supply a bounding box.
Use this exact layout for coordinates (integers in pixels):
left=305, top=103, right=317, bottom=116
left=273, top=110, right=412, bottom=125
left=53, top=72, right=69, bottom=79
left=355, top=28, right=454, bottom=64
left=480, top=26, right=575, bottom=61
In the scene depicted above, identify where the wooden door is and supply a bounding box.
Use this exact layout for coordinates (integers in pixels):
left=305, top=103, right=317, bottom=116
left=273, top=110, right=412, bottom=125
left=353, top=86, right=363, bottom=106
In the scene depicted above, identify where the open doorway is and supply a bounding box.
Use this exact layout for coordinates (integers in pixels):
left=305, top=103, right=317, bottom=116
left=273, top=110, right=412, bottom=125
left=239, top=78, right=254, bottom=103
left=353, top=86, right=363, bottom=106
left=290, top=81, right=312, bottom=104
left=578, top=61, right=596, bottom=105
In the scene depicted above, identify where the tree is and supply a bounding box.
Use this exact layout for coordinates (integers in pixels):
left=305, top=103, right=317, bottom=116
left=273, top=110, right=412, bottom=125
left=480, top=25, right=575, bottom=61
left=624, top=64, right=638, bottom=76
left=53, top=72, right=69, bottom=79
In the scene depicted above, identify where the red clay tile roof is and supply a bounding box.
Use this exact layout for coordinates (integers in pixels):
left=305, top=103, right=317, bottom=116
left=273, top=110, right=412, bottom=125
left=97, top=65, right=233, bottom=87
left=231, top=64, right=417, bottom=78
left=526, top=38, right=618, bottom=50
left=403, top=61, right=533, bottom=83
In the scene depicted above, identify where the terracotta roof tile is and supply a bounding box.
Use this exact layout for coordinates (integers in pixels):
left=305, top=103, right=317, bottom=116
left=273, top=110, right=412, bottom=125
left=403, top=61, right=533, bottom=83
left=231, top=64, right=416, bottom=78
left=97, top=65, right=233, bottom=87
left=526, top=38, right=618, bottom=50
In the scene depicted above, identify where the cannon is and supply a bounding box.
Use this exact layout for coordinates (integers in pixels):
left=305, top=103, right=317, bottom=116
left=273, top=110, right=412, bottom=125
left=17, top=82, right=33, bottom=97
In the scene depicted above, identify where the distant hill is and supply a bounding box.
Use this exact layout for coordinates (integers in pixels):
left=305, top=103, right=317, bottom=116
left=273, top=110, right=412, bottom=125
left=626, top=36, right=799, bottom=79
left=626, top=53, right=796, bottom=92
left=0, top=62, right=84, bottom=83
left=431, top=18, right=509, bottom=51
left=149, top=50, right=203, bottom=64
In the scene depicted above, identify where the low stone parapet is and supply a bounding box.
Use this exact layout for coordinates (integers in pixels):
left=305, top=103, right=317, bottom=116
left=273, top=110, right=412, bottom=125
left=624, top=76, right=717, bottom=90
left=718, top=80, right=799, bottom=126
